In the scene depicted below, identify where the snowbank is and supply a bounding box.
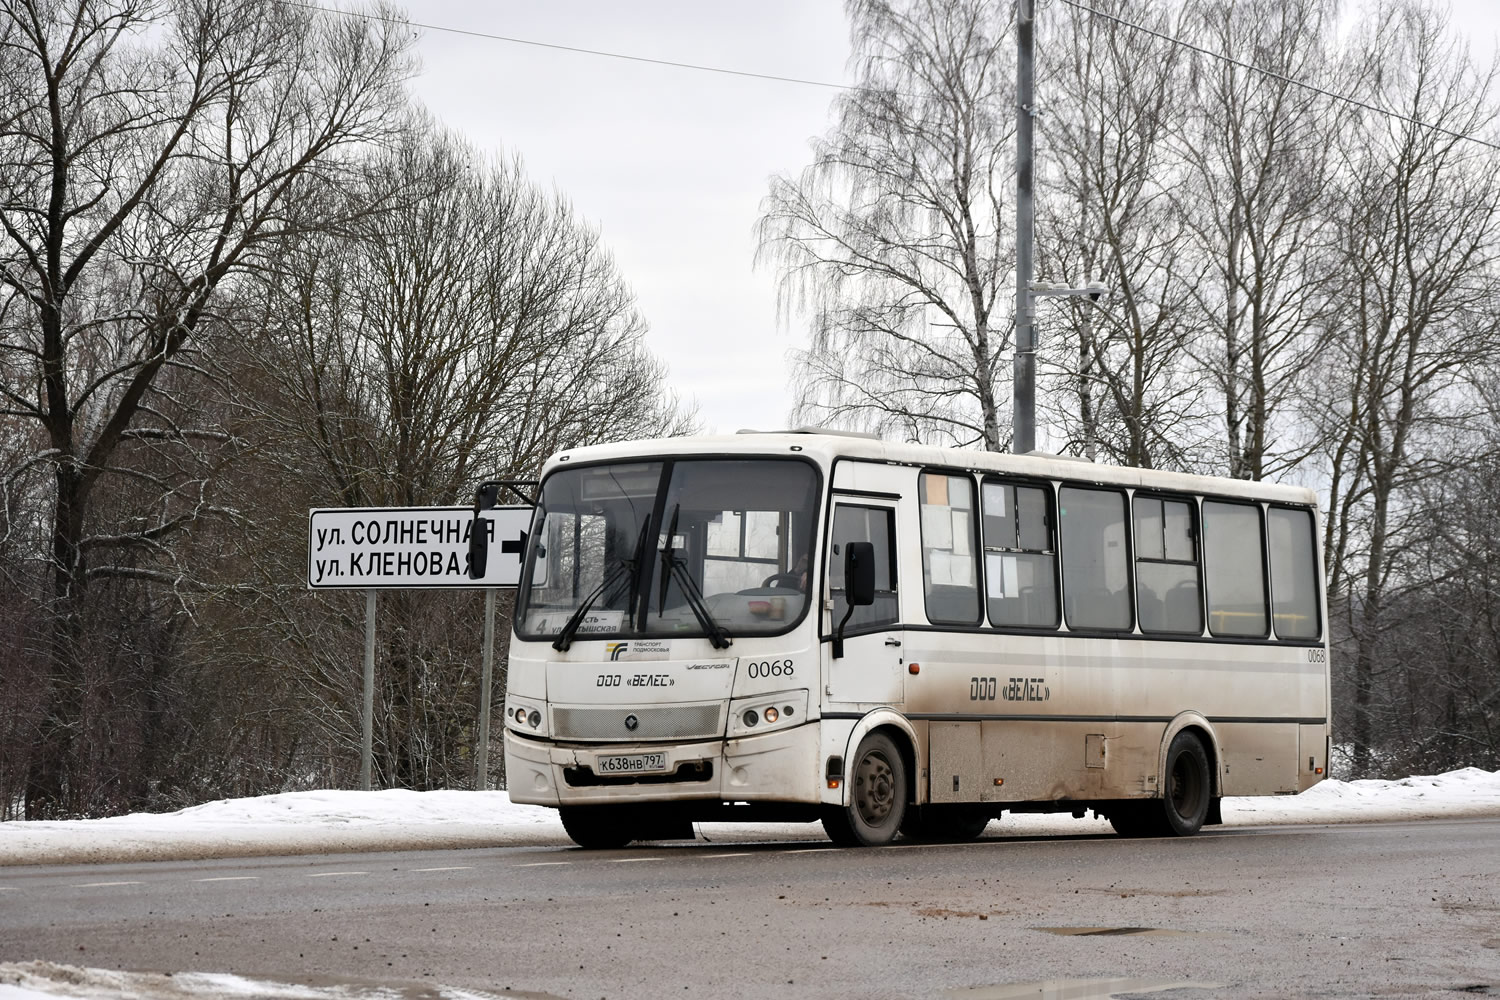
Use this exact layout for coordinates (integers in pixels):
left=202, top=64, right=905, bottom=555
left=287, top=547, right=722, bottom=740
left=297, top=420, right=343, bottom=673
left=3, top=768, right=1498, bottom=867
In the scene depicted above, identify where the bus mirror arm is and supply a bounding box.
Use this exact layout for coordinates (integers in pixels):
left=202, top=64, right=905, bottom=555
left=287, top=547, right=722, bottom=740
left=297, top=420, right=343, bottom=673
left=832, top=541, right=876, bottom=658
left=832, top=603, right=855, bottom=659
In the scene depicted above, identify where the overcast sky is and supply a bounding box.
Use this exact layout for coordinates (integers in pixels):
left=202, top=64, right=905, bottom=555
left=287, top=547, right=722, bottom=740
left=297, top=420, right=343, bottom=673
left=403, top=1, right=1500, bottom=439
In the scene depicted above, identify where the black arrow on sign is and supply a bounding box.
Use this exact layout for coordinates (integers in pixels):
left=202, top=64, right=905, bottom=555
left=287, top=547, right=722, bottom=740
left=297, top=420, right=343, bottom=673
left=501, top=530, right=527, bottom=559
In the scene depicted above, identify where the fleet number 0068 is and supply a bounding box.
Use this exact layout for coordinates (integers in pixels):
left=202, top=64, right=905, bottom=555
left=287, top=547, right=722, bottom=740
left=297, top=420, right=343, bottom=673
left=746, top=659, right=794, bottom=679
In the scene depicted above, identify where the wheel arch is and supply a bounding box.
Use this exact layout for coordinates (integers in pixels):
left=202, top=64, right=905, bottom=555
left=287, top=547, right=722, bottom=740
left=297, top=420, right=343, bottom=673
left=836, top=709, right=921, bottom=808
left=1158, top=712, right=1223, bottom=799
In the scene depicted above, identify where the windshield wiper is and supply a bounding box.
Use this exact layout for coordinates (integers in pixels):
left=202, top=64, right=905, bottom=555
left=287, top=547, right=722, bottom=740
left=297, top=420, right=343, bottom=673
left=553, top=523, right=653, bottom=652
left=623, top=518, right=652, bottom=630
left=551, top=562, right=630, bottom=652
left=656, top=505, right=732, bottom=650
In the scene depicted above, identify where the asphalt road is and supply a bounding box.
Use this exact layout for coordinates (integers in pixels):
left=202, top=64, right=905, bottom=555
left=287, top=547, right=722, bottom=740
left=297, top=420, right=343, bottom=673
left=3, top=819, right=1499, bottom=1000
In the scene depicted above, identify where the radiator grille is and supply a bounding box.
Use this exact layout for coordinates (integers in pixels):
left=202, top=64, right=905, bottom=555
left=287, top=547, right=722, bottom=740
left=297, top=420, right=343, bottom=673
left=553, top=703, right=723, bottom=742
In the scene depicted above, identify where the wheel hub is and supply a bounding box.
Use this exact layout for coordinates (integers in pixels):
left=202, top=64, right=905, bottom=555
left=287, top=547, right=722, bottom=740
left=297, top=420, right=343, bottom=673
left=855, top=751, right=894, bottom=824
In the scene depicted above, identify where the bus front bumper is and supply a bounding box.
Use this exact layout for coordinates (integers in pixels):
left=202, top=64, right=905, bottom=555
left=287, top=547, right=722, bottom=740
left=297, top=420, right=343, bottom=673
left=503, top=721, right=821, bottom=809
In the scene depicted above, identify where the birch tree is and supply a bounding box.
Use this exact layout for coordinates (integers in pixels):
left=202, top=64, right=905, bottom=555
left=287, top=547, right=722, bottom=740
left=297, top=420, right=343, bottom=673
left=1174, top=0, right=1346, bottom=479
left=1038, top=0, right=1207, bottom=468
left=758, top=0, right=1016, bottom=449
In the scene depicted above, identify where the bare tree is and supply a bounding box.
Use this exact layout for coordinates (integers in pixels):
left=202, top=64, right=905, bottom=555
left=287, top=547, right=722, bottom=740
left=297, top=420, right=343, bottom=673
left=0, top=0, right=412, bottom=817
left=1316, top=0, right=1500, bottom=775
left=1037, top=0, right=1209, bottom=469
left=1373, top=433, right=1500, bottom=775
left=758, top=0, right=1016, bottom=449
left=250, top=128, right=689, bottom=510
left=1173, top=0, right=1347, bottom=480
left=221, top=125, right=694, bottom=789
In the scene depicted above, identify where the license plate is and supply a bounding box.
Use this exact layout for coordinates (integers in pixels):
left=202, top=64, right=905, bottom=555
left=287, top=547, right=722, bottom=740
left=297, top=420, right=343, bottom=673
left=595, top=752, right=668, bottom=775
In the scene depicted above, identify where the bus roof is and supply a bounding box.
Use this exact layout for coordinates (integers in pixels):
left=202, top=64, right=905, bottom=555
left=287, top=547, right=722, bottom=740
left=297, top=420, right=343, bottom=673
left=545, top=431, right=1319, bottom=507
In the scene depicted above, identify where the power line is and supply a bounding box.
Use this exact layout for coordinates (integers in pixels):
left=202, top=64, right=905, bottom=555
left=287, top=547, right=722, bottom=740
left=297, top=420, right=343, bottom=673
left=1057, top=0, right=1500, bottom=153
left=275, top=0, right=854, bottom=93
left=282, top=0, right=1499, bottom=154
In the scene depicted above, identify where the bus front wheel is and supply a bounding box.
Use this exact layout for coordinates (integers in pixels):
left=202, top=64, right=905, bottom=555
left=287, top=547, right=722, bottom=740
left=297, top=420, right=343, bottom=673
left=559, top=806, right=634, bottom=850
left=822, top=732, right=907, bottom=847
left=900, top=805, right=990, bottom=843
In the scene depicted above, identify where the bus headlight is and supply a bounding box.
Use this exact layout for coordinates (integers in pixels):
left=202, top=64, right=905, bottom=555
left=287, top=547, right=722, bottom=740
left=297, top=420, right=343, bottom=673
left=728, top=691, right=807, bottom=738
left=505, top=698, right=548, bottom=737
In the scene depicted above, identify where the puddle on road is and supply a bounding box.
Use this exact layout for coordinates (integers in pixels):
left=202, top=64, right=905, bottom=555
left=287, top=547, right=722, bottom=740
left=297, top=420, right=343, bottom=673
left=1032, top=927, right=1200, bottom=937
left=945, top=978, right=1224, bottom=1000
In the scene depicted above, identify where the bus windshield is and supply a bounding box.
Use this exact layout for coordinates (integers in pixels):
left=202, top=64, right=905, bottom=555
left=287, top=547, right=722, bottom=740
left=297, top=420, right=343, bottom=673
left=515, top=458, right=821, bottom=644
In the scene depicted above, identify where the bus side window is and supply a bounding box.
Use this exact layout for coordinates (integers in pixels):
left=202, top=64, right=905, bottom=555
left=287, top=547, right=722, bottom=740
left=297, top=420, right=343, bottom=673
left=1059, top=486, right=1133, bottom=631
left=981, top=479, right=1058, bottom=628
left=1203, top=500, right=1269, bottom=637
left=919, top=472, right=980, bottom=624
left=829, top=504, right=898, bottom=631
left=1133, top=496, right=1204, bottom=635
left=1268, top=506, right=1320, bottom=640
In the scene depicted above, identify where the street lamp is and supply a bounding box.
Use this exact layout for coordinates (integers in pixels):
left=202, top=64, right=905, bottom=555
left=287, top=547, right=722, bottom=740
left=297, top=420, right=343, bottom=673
left=1032, top=279, right=1109, bottom=301
left=1012, top=277, right=1111, bottom=455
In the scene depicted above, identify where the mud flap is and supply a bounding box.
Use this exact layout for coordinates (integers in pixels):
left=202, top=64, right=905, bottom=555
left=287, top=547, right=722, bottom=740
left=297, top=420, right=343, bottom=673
left=1205, top=797, right=1223, bottom=826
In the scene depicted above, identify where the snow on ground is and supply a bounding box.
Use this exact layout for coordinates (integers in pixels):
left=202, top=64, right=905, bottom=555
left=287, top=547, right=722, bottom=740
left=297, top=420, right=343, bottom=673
left=2, top=770, right=1499, bottom=999
left=3, top=767, right=1498, bottom=868
left=0, top=963, right=509, bottom=1000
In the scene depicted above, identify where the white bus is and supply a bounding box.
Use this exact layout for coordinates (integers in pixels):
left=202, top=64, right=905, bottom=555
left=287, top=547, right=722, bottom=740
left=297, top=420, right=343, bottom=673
left=475, top=431, right=1330, bottom=848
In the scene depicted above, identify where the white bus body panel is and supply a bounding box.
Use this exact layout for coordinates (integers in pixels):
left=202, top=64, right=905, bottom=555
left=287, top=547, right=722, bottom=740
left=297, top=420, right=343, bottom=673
left=501, top=433, right=1331, bottom=824
left=504, top=638, right=824, bottom=809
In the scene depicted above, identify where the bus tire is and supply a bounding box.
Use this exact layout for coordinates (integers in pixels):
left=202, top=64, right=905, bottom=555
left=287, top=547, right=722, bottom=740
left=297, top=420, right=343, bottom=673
left=822, top=732, right=907, bottom=847
left=900, top=805, right=990, bottom=843
left=1160, top=730, right=1212, bottom=836
left=1106, top=802, right=1148, bottom=837
left=1107, top=731, right=1212, bottom=838
left=560, top=806, right=634, bottom=850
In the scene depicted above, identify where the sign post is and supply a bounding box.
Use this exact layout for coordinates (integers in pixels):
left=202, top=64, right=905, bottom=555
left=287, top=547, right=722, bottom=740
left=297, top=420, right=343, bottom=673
left=307, top=504, right=532, bottom=791
left=477, top=588, right=497, bottom=791
left=362, top=590, right=376, bottom=791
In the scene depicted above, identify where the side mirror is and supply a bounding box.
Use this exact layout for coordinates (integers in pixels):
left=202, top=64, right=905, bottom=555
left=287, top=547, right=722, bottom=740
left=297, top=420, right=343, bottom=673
left=468, top=483, right=501, bottom=580
left=468, top=521, right=488, bottom=579
left=845, top=541, right=876, bottom=607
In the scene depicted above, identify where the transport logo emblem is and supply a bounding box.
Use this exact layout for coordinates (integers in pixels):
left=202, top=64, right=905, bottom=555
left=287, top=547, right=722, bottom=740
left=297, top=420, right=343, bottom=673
left=624, top=714, right=639, bottom=732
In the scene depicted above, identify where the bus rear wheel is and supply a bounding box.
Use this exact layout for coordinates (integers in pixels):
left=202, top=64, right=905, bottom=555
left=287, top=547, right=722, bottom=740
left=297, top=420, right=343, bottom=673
left=1109, top=731, right=1212, bottom=838
left=1160, top=730, right=1212, bottom=835
left=822, top=732, right=907, bottom=847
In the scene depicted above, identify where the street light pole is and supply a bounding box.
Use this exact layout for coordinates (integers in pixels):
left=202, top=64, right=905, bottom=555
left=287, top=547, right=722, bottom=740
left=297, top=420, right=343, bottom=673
left=1013, top=0, right=1037, bottom=456
left=1013, top=0, right=1108, bottom=456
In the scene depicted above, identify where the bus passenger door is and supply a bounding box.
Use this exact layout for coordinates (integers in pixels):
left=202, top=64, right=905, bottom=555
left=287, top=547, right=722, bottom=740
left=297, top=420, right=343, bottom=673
left=824, top=501, right=904, bottom=707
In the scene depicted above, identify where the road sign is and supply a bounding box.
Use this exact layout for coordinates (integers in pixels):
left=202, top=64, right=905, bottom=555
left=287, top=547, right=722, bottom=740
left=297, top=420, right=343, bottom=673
left=307, top=505, right=533, bottom=589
